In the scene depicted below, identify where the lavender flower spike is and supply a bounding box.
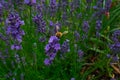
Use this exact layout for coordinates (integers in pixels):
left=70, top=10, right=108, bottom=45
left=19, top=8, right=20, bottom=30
left=44, top=36, right=60, bottom=65
left=6, top=13, right=25, bottom=50
left=24, top=0, right=36, bottom=5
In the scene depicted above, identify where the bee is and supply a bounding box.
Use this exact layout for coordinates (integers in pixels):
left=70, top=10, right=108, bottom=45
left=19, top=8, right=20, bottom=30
left=55, top=31, right=63, bottom=38
left=55, top=25, right=68, bottom=38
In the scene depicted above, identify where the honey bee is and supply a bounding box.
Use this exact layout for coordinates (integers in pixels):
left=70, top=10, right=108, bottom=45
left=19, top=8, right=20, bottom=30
left=55, top=25, right=68, bottom=38
left=55, top=32, right=63, bottom=38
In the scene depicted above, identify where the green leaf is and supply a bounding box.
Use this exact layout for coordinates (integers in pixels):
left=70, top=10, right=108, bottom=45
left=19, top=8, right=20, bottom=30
left=89, top=48, right=105, bottom=54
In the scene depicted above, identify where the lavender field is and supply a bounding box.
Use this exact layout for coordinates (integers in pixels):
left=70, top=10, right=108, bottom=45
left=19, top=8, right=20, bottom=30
left=0, top=0, right=120, bottom=80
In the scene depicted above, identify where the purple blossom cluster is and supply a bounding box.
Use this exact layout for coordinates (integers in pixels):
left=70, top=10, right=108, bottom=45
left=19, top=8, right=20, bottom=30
left=0, top=1, right=10, bottom=11
left=82, top=21, right=89, bottom=33
left=49, top=0, right=57, bottom=17
left=78, top=49, right=84, bottom=59
left=96, top=20, right=102, bottom=37
left=110, top=43, right=120, bottom=54
left=33, top=13, right=46, bottom=33
left=108, top=30, right=120, bottom=63
left=6, top=13, right=25, bottom=50
left=33, top=4, right=47, bottom=43
left=74, top=31, right=80, bottom=42
left=70, top=0, right=80, bottom=12
left=44, top=36, right=60, bottom=65
left=82, top=21, right=89, bottom=40
left=24, top=0, right=36, bottom=6
left=92, top=0, right=104, bottom=19
left=92, top=0, right=106, bottom=37
left=111, top=30, right=120, bottom=42
left=60, top=0, right=69, bottom=25
left=105, top=0, right=112, bottom=12
left=110, top=30, right=120, bottom=54
left=0, top=3, right=3, bottom=22
left=60, top=39, right=70, bottom=57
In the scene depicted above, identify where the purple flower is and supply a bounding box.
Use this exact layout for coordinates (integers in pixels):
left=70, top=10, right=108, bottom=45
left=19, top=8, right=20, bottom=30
left=70, top=2, right=75, bottom=12
left=78, top=50, right=84, bottom=58
left=106, top=54, right=111, bottom=58
left=48, top=21, right=55, bottom=35
left=24, top=0, right=36, bottom=5
left=111, top=30, right=120, bottom=42
left=93, top=6, right=98, bottom=10
left=33, top=14, right=46, bottom=33
left=82, top=21, right=89, bottom=33
left=49, top=21, right=54, bottom=27
left=96, top=20, right=102, bottom=30
left=96, top=20, right=102, bottom=37
left=49, top=36, right=59, bottom=43
left=71, top=78, right=75, bottom=80
left=49, top=53, right=57, bottom=60
left=105, top=0, right=112, bottom=11
left=110, top=42, right=120, bottom=54
left=45, top=36, right=60, bottom=53
left=92, top=0, right=105, bottom=19
left=54, top=44, right=61, bottom=50
left=6, top=13, right=25, bottom=50
left=74, top=31, right=80, bottom=41
left=112, top=55, right=119, bottom=62
left=44, top=58, right=52, bottom=66
left=45, top=44, right=50, bottom=52
left=36, top=4, right=42, bottom=13
left=0, top=3, right=2, bottom=8
left=31, top=0, right=36, bottom=3
left=44, top=36, right=60, bottom=65
left=61, top=39, right=70, bottom=54
left=0, top=3, right=3, bottom=22
left=24, top=0, right=29, bottom=4
left=49, top=0, right=57, bottom=17
left=82, top=21, right=89, bottom=40
left=11, top=44, right=22, bottom=50
left=110, top=30, right=120, bottom=53
left=109, top=30, right=120, bottom=63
